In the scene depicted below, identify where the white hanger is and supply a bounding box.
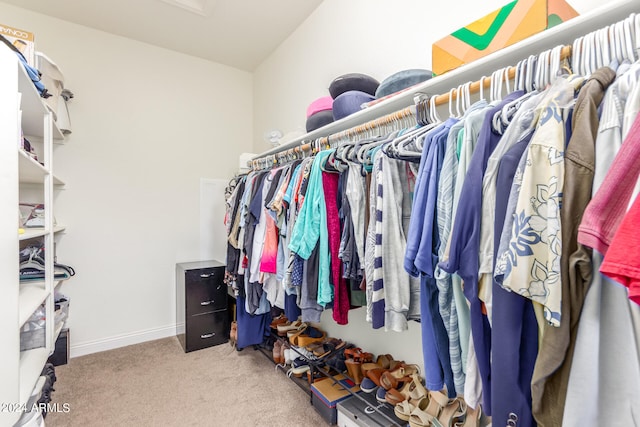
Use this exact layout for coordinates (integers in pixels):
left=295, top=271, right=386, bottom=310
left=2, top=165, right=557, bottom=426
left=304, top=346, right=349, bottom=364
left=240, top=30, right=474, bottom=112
left=463, top=81, right=472, bottom=112
left=572, top=37, right=583, bottom=76
left=549, top=45, right=563, bottom=83
left=634, top=14, right=640, bottom=60
left=448, top=87, right=456, bottom=118
left=504, top=66, right=511, bottom=94
left=582, top=32, right=592, bottom=75
left=479, top=75, right=488, bottom=101
left=623, top=16, right=636, bottom=62
left=526, top=55, right=537, bottom=92
left=429, top=95, right=441, bottom=124
left=599, top=27, right=611, bottom=68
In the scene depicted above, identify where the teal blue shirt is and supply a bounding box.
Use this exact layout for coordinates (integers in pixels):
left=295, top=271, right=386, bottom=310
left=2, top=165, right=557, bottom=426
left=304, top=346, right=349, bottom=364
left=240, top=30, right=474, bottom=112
left=289, top=150, right=334, bottom=307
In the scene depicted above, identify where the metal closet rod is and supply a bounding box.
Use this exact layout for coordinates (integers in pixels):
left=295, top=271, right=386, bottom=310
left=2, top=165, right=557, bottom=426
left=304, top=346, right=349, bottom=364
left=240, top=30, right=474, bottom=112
left=250, top=0, right=638, bottom=165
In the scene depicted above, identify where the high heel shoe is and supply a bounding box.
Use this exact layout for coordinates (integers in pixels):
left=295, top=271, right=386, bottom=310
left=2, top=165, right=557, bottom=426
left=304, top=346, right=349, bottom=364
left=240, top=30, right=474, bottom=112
left=345, top=358, right=364, bottom=384
left=380, top=364, right=420, bottom=390
left=388, top=373, right=428, bottom=412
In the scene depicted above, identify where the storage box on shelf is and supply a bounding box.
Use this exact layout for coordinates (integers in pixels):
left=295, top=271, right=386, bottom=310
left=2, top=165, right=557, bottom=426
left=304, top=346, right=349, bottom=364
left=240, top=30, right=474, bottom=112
left=0, top=44, right=68, bottom=427
left=337, top=391, right=404, bottom=427
left=311, top=374, right=360, bottom=425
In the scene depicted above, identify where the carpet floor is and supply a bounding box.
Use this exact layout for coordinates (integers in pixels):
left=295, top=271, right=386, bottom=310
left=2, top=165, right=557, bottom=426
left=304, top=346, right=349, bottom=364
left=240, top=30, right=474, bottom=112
left=44, top=337, right=328, bottom=427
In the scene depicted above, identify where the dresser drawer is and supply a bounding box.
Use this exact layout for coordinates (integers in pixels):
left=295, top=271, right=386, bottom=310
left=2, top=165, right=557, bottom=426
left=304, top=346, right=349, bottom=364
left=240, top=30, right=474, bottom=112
left=185, top=311, right=228, bottom=352
left=186, top=270, right=227, bottom=315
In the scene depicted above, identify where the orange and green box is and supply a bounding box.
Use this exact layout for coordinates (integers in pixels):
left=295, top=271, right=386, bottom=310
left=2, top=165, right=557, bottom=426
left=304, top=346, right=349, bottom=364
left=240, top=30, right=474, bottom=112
left=432, top=0, right=579, bottom=76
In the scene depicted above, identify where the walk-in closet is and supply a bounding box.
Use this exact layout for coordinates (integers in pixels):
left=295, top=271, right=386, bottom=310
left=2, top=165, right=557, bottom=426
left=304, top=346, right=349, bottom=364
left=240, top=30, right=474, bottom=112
left=1, top=0, right=639, bottom=426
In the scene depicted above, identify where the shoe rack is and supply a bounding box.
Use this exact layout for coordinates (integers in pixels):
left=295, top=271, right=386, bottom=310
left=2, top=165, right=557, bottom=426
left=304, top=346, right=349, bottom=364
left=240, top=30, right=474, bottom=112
left=255, top=322, right=405, bottom=426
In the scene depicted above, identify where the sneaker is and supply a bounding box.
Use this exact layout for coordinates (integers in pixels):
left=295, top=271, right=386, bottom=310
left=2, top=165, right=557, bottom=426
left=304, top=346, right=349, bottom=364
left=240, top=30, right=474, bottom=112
left=360, top=377, right=377, bottom=393
left=376, top=387, right=387, bottom=403
left=292, top=357, right=309, bottom=368
left=292, top=346, right=318, bottom=361
left=283, top=348, right=293, bottom=365
left=287, top=365, right=310, bottom=378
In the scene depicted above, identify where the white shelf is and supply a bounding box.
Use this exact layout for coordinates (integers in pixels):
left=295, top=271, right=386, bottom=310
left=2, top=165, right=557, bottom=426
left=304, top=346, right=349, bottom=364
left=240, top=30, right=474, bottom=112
left=18, top=285, right=49, bottom=328
left=19, top=348, right=50, bottom=405
left=18, top=225, right=66, bottom=241
left=54, top=322, right=64, bottom=342
left=17, top=61, right=63, bottom=141
left=18, top=150, right=47, bottom=184
left=18, top=149, right=66, bottom=186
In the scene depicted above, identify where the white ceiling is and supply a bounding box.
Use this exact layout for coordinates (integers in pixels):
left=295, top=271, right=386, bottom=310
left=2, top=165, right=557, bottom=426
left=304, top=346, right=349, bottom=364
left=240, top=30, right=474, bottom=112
left=0, top=0, right=324, bottom=71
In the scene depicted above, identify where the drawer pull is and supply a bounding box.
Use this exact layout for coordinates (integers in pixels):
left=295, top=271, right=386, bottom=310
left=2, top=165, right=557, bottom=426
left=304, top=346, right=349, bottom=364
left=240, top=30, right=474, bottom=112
left=200, top=332, right=215, bottom=339
left=200, top=273, right=213, bottom=278
left=200, top=300, right=214, bottom=306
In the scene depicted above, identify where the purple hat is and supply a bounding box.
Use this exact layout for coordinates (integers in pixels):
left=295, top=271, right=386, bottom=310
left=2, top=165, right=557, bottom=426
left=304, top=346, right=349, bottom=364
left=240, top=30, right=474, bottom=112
left=332, top=90, right=375, bottom=121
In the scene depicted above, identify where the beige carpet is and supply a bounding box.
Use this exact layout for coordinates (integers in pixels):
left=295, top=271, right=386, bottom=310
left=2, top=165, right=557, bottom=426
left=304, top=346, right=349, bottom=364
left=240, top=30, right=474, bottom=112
left=45, top=337, right=327, bottom=427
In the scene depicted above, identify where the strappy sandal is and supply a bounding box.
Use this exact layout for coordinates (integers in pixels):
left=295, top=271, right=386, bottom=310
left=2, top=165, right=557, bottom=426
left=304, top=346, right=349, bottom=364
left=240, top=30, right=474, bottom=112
left=380, top=364, right=420, bottom=390
left=393, top=374, right=429, bottom=420
left=312, top=338, right=346, bottom=358
left=432, top=397, right=466, bottom=427
left=385, top=373, right=426, bottom=405
left=293, top=326, right=326, bottom=348
left=408, top=390, right=450, bottom=427
left=455, top=404, right=481, bottom=427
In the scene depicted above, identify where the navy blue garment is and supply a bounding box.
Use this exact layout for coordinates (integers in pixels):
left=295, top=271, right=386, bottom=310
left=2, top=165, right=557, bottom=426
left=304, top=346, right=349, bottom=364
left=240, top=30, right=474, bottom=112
left=439, top=90, right=525, bottom=415
left=284, top=292, right=301, bottom=322
left=405, top=119, right=457, bottom=395
left=491, top=134, right=538, bottom=427
left=235, top=293, right=271, bottom=350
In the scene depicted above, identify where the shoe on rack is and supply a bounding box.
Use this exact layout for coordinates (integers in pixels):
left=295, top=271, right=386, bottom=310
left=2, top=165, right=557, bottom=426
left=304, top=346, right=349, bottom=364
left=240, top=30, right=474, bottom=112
left=360, top=377, right=378, bottom=393
left=287, top=365, right=310, bottom=378
left=345, top=358, right=363, bottom=385
left=270, top=314, right=289, bottom=329
left=272, top=340, right=283, bottom=364
left=278, top=318, right=304, bottom=336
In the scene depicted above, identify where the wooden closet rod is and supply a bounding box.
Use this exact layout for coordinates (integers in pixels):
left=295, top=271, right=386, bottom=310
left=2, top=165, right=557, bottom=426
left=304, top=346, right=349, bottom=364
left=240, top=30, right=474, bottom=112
left=289, top=45, right=573, bottom=157
left=252, top=43, right=573, bottom=169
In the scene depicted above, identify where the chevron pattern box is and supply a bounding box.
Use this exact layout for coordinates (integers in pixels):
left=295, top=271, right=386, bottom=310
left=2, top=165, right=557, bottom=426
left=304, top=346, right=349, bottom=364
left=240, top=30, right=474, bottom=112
left=432, top=0, right=579, bottom=76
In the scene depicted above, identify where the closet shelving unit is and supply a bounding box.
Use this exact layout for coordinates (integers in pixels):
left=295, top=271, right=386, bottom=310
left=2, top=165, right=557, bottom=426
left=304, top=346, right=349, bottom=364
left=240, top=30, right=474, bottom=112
left=0, top=44, right=67, bottom=427
left=253, top=0, right=640, bottom=162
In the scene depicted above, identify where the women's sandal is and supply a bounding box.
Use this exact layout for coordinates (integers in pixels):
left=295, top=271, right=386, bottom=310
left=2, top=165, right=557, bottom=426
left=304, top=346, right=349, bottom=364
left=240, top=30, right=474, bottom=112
left=345, top=358, right=364, bottom=384
left=312, top=338, right=346, bottom=358
left=392, top=373, right=429, bottom=420
left=269, top=314, right=289, bottom=329
left=408, top=390, right=450, bottom=427
left=457, top=404, right=482, bottom=427
left=292, top=326, right=326, bottom=348
left=360, top=362, right=380, bottom=378
left=385, top=373, right=427, bottom=406
left=380, top=364, right=420, bottom=390
left=432, top=397, right=466, bottom=427
left=278, top=319, right=304, bottom=336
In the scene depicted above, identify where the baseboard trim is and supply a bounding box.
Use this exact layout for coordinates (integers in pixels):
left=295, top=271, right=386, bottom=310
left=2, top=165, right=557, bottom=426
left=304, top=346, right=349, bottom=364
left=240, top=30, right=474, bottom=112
left=70, top=324, right=179, bottom=358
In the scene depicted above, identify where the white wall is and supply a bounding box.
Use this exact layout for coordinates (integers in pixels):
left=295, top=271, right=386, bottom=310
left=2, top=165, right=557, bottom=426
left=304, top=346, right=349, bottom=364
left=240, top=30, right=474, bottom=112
left=253, top=0, right=604, bottom=366
left=0, top=3, right=253, bottom=356
left=253, top=0, right=603, bottom=152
